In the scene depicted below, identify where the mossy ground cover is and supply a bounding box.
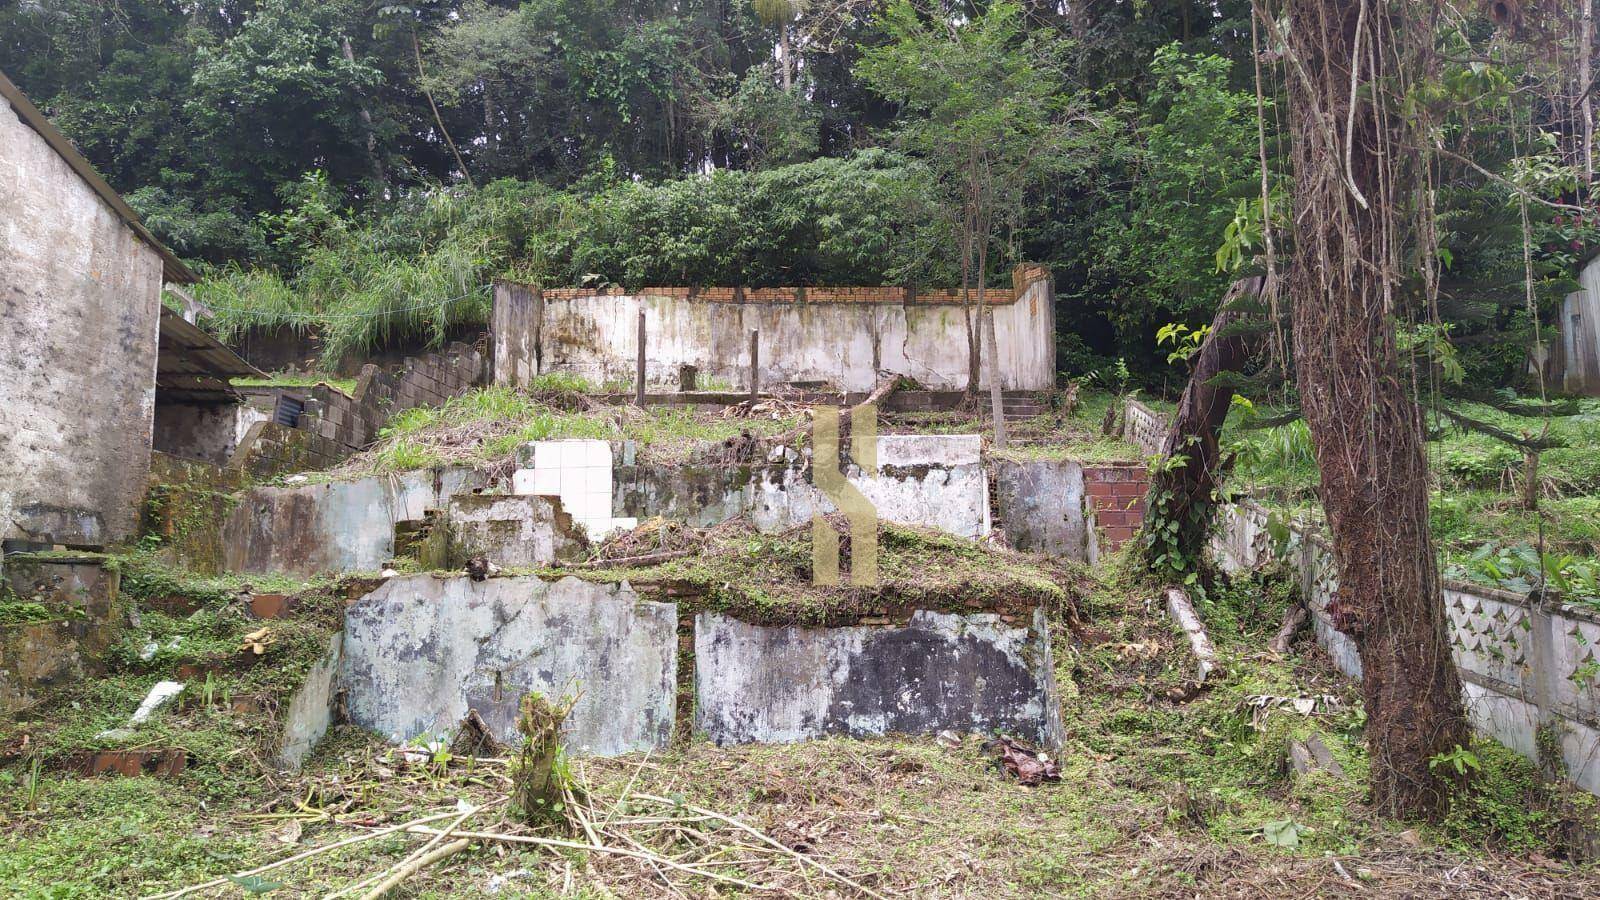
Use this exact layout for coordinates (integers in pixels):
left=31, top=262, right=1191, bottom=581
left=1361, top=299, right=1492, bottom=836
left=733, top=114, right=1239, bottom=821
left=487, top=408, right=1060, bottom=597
left=4, top=549, right=1598, bottom=897
left=320, top=385, right=805, bottom=478
left=541, top=518, right=1083, bottom=626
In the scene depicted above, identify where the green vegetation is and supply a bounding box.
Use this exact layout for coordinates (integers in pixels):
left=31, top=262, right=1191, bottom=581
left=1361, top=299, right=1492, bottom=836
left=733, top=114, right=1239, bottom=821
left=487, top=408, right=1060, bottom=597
left=1225, top=396, right=1600, bottom=605
left=562, top=520, right=1081, bottom=626
left=231, top=373, right=358, bottom=394
left=332, top=385, right=804, bottom=475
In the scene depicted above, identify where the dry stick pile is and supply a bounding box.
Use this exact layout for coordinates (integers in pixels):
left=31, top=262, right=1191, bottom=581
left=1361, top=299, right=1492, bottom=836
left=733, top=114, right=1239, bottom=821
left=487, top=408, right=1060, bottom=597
left=145, top=753, right=890, bottom=899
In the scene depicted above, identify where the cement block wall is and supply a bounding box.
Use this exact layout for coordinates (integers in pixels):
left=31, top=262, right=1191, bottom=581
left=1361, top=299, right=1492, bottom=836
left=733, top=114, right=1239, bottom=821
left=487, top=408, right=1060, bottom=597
left=1, top=101, right=165, bottom=546
left=493, top=267, right=1055, bottom=393
left=994, top=459, right=1091, bottom=560
left=228, top=342, right=485, bottom=478
left=1130, top=397, right=1600, bottom=797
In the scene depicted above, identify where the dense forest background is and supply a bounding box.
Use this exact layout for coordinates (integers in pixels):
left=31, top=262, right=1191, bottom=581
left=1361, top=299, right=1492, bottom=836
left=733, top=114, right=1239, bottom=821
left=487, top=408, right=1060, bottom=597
left=1, top=0, right=1587, bottom=385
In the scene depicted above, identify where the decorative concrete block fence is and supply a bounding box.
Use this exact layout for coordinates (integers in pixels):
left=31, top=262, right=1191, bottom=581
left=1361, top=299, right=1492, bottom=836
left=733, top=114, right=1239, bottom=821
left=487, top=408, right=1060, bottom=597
left=1129, top=397, right=1600, bottom=796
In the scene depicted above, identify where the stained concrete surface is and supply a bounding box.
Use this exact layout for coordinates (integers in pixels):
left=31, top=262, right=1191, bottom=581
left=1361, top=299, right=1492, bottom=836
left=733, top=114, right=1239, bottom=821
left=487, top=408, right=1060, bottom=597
left=994, top=459, right=1090, bottom=561
left=221, top=468, right=484, bottom=575
left=340, top=575, right=677, bottom=756
left=447, top=494, right=589, bottom=567
left=694, top=609, right=1063, bottom=747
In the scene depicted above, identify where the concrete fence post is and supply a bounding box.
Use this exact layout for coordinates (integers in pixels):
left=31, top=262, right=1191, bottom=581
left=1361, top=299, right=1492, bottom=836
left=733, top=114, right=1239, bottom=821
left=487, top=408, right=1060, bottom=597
left=635, top=308, right=647, bottom=407
left=749, top=329, right=760, bottom=403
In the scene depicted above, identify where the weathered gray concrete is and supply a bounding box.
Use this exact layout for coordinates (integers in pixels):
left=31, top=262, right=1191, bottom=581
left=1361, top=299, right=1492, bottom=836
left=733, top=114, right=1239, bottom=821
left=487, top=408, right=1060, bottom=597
left=1, top=97, right=165, bottom=546
left=495, top=272, right=1055, bottom=393
left=153, top=401, right=242, bottom=466
left=994, top=459, right=1090, bottom=561
left=694, top=609, right=1062, bottom=747
left=612, top=434, right=990, bottom=539
left=222, top=468, right=485, bottom=576
left=447, top=494, right=588, bottom=567
left=1, top=556, right=123, bottom=714
left=278, top=632, right=342, bottom=771
left=340, top=575, right=677, bottom=756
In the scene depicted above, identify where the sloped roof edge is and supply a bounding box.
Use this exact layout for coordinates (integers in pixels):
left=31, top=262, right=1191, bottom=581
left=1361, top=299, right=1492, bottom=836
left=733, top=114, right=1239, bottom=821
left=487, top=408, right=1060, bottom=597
left=0, top=68, right=197, bottom=284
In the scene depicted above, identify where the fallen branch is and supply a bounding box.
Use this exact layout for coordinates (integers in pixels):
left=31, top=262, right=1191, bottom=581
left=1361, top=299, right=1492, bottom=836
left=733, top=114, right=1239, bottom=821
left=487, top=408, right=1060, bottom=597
left=397, top=826, right=780, bottom=893
left=330, top=800, right=498, bottom=900
left=566, top=548, right=697, bottom=569
left=144, top=809, right=462, bottom=900
left=1164, top=587, right=1221, bottom=690
left=762, top=375, right=902, bottom=450
left=358, top=839, right=470, bottom=900
left=630, top=792, right=890, bottom=900
left=1270, top=602, right=1309, bottom=655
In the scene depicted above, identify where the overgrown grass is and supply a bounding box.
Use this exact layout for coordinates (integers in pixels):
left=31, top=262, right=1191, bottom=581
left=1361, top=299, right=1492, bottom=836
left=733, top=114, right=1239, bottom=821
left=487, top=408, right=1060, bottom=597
left=232, top=373, right=359, bottom=394
left=337, top=385, right=803, bottom=475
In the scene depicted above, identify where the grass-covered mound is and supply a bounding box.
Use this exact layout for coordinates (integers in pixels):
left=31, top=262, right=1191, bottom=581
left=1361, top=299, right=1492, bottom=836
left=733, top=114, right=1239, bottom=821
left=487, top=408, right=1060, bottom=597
left=553, top=518, right=1086, bottom=627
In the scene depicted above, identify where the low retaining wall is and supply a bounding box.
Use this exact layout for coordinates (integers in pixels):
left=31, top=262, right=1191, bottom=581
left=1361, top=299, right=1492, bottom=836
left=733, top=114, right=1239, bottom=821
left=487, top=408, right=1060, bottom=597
left=340, top=575, right=679, bottom=756
left=1129, top=397, right=1600, bottom=796
left=525, top=434, right=993, bottom=540
left=222, top=468, right=485, bottom=576
left=325, top=575, right=1062, bottom=760
left=695, top=609, right=1063, bottom=747
left=493, top=265, right=1055, bottom=392
left=994, top=459, right=1091, bottom=560
left=1, top=555, right=123, bottom=714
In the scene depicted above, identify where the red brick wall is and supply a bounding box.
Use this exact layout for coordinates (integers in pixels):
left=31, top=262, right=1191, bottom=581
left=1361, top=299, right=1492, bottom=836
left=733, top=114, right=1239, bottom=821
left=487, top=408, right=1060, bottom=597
left=1082, top=465, right=1150, bottom=552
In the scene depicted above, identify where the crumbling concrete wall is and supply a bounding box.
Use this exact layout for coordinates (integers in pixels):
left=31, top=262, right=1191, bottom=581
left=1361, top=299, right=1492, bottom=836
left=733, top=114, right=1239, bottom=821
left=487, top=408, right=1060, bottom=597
left=1, top=555, right=123, bottom=714
left=446, top=494, right=589, bottom=567
left=222, top=468, right=484, bottom=576
left=694, top=609, right=1062, bottom=747
left=278, top=631, right=341, bottom=771
left=494, top=267, right=1055, bottom=393
left=993, top=459, right=1091, bottom=561
left=606, top=434, right=991, bottom=539
left=341, top=575, right=677, bottom=755
left=1, top=102, right=164, bottom=547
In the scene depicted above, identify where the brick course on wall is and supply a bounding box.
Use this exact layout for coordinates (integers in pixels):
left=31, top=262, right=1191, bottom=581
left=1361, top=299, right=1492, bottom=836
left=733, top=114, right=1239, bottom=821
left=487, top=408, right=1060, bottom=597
left=1082, top=465, right=1150, bottom=552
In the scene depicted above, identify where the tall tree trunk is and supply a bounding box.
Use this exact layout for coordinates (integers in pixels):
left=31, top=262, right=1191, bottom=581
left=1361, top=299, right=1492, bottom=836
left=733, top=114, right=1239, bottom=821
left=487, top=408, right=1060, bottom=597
left=1281, top=0, right=1468, bottom=820
left=341, top=36, right=384, bottom=187
left=780, top=25, right=794, bottom=92
left=1582, top=0, right=1594, bottom=184
left=979, top=243, right=1007, bottom=447
left=1143, top=277, right=1262, bottom=573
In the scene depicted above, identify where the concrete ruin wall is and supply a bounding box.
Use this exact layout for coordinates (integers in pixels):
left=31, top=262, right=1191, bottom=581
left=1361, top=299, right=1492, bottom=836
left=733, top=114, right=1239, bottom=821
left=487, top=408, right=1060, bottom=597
left=1, top=556, right=124, bottom=714
left=340, top=575, right=678, bottom=755
left=1, top=102, right=165, bottom=546
left=446, top=494, right=589, bottom=567
left=152, top=401, right=243, bottom=466
left=694, top=609, right=1063, bottom=747
left=994, top=459, right=1091, bottom=560
left=597, top=434, right=991, bottom=539
left=1130, top=397, right=1600, bottom=796
left=222, top=468, right=485, bottom=576
left=493, top=266, right=1055, bottom=393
